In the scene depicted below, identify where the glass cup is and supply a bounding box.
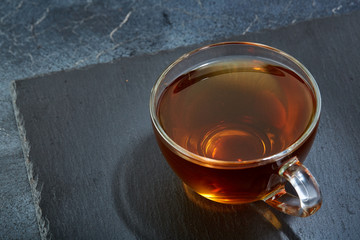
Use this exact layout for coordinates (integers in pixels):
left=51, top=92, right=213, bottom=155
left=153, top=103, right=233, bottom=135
left=149, top=42, right=322, bottom=217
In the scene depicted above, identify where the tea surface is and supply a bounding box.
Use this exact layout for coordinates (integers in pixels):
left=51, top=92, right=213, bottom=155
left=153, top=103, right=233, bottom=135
left=157, top=57, right=315, bottom=161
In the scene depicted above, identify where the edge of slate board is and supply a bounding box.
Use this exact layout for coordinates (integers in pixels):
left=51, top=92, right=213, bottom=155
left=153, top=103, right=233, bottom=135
left=11, top=83, right=50, bottom=239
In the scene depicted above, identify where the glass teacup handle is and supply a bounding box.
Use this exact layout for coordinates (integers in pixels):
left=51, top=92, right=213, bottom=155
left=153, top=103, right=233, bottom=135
left=264, top=157, right=322, bottom=217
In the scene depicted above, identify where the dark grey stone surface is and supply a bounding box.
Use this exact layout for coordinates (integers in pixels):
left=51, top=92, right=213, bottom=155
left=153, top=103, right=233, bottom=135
left=10, top=10, right=360, bottom=239
left=2, top=0, right=360, bottom=239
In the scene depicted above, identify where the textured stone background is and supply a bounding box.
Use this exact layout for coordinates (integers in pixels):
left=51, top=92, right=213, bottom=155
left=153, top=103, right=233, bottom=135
left=1, top=0, right=360, bottom=239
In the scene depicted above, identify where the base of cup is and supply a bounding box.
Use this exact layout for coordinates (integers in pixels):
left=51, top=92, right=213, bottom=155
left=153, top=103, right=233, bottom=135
left=182, top=183, right=250, bottom=212
left=182, top=182, right=259, bottom=206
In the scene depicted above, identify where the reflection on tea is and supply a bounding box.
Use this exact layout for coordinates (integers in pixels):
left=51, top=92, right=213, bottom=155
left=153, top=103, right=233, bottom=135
left=155, top=57, right=316, bottom=203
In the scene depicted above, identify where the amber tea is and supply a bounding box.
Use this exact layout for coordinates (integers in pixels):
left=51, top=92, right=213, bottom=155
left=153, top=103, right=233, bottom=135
left=157, top=57, right=315, bottom=160
left=154, top=56, right=316, bottom=203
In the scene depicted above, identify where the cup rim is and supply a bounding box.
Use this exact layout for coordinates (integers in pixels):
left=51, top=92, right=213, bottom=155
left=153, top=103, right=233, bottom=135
left=149, top=41, right=321, bottom=169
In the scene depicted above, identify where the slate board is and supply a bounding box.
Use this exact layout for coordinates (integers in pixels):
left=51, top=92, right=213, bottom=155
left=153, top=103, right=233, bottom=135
left=11, top=11, right=360, bottom=240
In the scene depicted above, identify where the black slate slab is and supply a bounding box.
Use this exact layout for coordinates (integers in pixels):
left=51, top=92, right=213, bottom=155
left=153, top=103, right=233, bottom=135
left=12, top=11, right=360, bottom=239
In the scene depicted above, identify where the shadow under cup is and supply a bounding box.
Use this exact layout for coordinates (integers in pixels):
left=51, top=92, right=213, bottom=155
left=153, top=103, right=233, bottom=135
left=150, top=42, right=322, bottom=217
